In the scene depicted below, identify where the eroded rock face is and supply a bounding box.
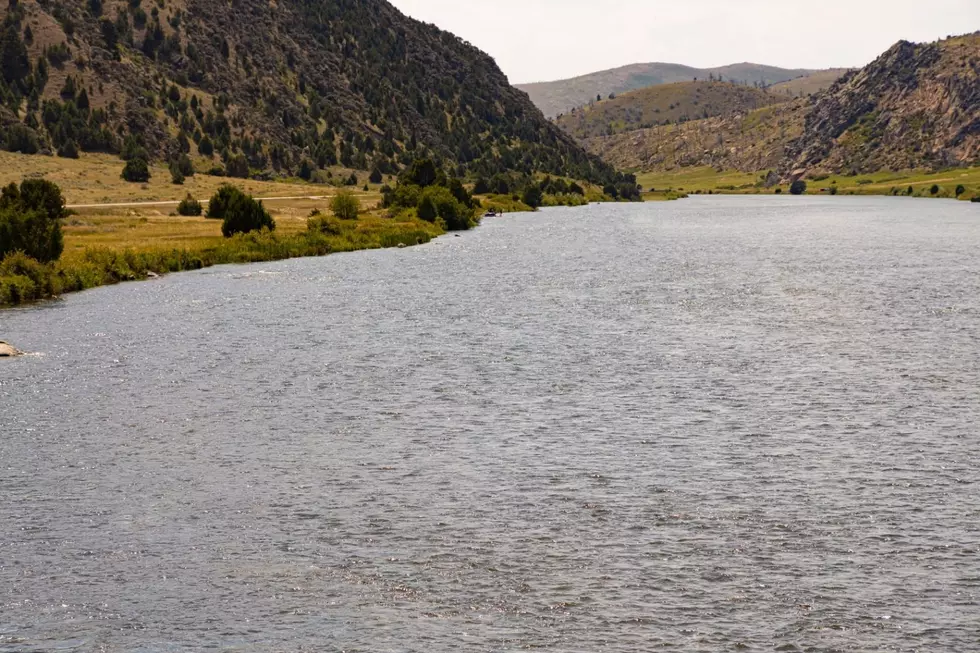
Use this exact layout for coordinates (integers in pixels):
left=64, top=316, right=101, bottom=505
left=0, top=341, right=23, bottom=357
left=783, top=35, right=980, bottom=176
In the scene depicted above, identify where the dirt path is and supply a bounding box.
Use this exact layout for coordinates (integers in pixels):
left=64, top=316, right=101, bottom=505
left=66, top=193, right=372, bottom=210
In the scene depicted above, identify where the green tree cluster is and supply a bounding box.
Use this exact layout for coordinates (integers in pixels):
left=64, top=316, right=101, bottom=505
left=382, top=159, right=478, bottom=231
left=206, top=184, right=275, bottom=237
left=0, top=179, right=67, bottom=263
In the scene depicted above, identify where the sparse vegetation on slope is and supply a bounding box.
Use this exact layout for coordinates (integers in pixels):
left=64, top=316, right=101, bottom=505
left=0, top=0, right=631, bottom=188
left=556, top=81, right=790, bottom=140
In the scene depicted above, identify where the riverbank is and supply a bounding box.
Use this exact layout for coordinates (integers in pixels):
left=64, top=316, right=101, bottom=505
left=0, top=210, right=444, bottom=307
left=636, top=166, right=980, bottom=200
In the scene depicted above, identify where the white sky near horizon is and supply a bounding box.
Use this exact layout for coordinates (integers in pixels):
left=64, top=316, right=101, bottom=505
left=386, top=0, right=980, bottom=84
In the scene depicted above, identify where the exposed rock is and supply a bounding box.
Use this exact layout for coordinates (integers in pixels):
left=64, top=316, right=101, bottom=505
left=0, top=341, right=24, bottom=358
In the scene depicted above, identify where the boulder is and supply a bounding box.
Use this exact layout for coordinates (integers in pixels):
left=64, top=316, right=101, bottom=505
left=0, top=341, right=23, bottom=357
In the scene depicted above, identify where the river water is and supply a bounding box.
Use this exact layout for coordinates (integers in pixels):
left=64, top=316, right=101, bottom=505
left=2, top=196, right=979, bottom=652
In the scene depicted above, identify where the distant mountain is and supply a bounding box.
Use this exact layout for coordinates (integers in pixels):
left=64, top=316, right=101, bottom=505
left=555, top=81, right=790, bottom=140
left=0, top=0, right=626, bottom=186
left=573, top=34, right=980, bottom=178
left=518, top=63, right=823, bottom=118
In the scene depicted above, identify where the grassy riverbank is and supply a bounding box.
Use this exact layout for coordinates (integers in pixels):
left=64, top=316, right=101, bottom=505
left=637, top=166, right=980, bottom=199
left=1, top=209, right=443, bottom=306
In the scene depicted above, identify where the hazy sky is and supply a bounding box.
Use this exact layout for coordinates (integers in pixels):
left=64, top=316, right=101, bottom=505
left=387, top=0, right=979, bottom=83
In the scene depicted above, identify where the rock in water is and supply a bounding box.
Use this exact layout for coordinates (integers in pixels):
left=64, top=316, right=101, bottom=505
left=0, top=341, right=23, bottom=357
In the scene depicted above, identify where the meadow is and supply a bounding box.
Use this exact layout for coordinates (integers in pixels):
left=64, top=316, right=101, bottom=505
left=637, top=167, right=980, bottom=200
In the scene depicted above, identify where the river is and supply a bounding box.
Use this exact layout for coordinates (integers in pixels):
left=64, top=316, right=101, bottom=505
left=2, top=196, right=978, bottom=652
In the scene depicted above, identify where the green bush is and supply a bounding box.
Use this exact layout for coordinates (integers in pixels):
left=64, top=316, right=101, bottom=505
left=522, top=185, right=543, bottom=208
left=0, top=180, right=66, bottom=262
left=330, top=190, right=360, bottom=220
left=177, top=194, right=202, bottom=216
left=122, top=158, right=150, bottom=182
left=206, top=185, right=275, bottom=237
left=57, top=139, right=80, bottom=159
left=169, top=161, right=185, bottom=185
left=307, top=210, right=344, bottom=235
left=955, top=185, right=966, bottom=197
left=789, top=180, right=807, bottom=195
left=930, top=184, right=940, bottom=195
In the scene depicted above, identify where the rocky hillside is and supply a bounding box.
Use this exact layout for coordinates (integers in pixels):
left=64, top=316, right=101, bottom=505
left=586, top=101, right=807, bottom=173
left=577, top=34, right=980, bottom=178
left=782, top=34, right=980, bottom=176
left=0, top=0, right=629, bottom=186
left=518, top=62, right=819, bottom=118
left=555, top=81, right=790, bottom=140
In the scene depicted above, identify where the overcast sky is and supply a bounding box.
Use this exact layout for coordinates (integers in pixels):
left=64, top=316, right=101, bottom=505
left=387, top=0, right=979, bottom=83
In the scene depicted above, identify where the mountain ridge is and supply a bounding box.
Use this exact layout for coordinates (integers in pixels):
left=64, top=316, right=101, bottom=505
left=517, top=62, right=829, bottom=118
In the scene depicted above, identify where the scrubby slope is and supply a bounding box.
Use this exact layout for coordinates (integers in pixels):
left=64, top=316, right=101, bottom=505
left=555, top=81, right=790, bottom=140
left=0, top=0, right=627, bottom=185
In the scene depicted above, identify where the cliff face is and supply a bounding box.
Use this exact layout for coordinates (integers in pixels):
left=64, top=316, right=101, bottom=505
left=0, top=0, right=624, bottom=184
left=784, top=34, right=980, bottom=175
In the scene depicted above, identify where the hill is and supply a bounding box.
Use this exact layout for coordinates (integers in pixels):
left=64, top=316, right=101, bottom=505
left=518, top=62, right=819, bottom=118
left=0, top=0, right=629, bottom=187
left=586, top=101, right=808, bottom=173
left=783, top=34, right=980, bottom=176
left=575, top=34, right=980, bottom=179
left=555, top=81, right=791, bottom=140
left=769, top=69, right=850, bottom=98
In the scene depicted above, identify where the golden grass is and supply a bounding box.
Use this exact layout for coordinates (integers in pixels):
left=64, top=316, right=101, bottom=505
left=0, top=151, right=382, bottom=207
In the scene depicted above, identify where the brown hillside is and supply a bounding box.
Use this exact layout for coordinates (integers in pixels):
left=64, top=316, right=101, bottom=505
left=555, top=81, right=790, bottom=140
left=586, top=101, right=807, bottom=173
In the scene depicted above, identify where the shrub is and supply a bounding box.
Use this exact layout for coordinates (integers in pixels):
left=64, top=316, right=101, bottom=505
left=57, top=139, right=80, bottom=159
left=307, top=209, right=344, bottom=235
left=204, top=186, right=273, bottom=236
left=774, top=188, right=782, bottom=194
left=473, top=177, right=490, bottom=195
left=177, top=194, right=202, bottom=216
left=175, top=154, right=195, bottom=177
left=417, top=186, right=472, bottom=230
left=122, top=158, right=150, bottom=182
left=224, top=153, right=249, bottom=179
left=972, top=196, right=980, bottom=203
left=930, top=184, right=940, bottom=195
left=955, top=184, right=965, bottom=197
left=206, top=184, right=239, bottom=220
left=0, top=180, right=66, bottom=262
left=330, top=190, right=360, bottom=220
left=829, top=185, right=838, bottom=195
left=298, top=159, right=313, bottom=181
left=169, top=161, right=185, bottom=185
left=2, top=124, right=40, bottom=154
left=789, top=180, right=807, bottom=195
left=417, top=193, right=437, bottom=221
left=216, top=190, right=275, bottom=237
left=369, top=167, right=383, bottom=184
left=522, top=185, right=543, bottom=208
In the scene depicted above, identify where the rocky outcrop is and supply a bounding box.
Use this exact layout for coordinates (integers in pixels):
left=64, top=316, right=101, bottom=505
left=782, top=34, right=980, bottom=176
left=0, top=341, right=23, bottom=357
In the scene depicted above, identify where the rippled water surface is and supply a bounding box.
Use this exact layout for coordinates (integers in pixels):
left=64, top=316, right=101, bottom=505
left=2, top=196, right=980, bottom=652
